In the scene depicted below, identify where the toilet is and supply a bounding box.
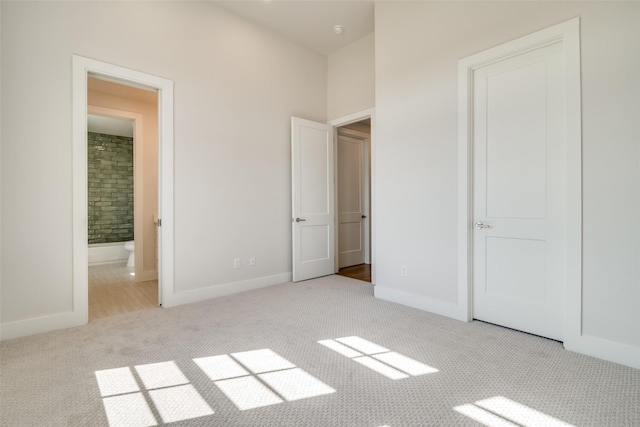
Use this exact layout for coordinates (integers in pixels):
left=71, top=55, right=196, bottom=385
left=124, top=241, right=135, bottom=267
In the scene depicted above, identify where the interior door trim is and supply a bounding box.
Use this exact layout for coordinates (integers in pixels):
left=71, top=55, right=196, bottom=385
left=456, top=19, right=582, bottom=343
left=329, top=108, right=376, bottom=284
left=72, top=55, right=175, bottom=326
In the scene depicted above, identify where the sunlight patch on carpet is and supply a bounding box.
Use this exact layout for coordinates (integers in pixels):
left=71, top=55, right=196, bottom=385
left=148, top=384, right=214, bottom=423
left=135, top=361, right=189, bottom=390
left=335, top=336, right=389, bottom=354
left=454, top=396, right=575, bottom=427
left=96, top=367, right=140, bottom=397
left=96, top=361, right=214, bottom=426
left=373, top=352, right=439, bottom=376
left=214, top=376, right=283, bottom=410
left=193, top=354, right=250, bottom=381
left=231, top=348, right=296, bottom=374
left=319, top=336, right=438, bottom=379
left=102, top=393, right=157, bottom=427
left=194, top=348, right=336, bottom=410
left=318, top=339, right=363, bottom=358
left=258, top=368, right=336, bottom=401
left=353, top=356, right=410, bottom=380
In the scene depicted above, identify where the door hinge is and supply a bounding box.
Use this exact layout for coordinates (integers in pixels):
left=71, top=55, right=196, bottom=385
left=157, top=218, right=162, bottom=227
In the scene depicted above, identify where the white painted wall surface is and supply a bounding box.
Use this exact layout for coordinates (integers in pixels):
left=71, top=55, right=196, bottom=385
left=327, top=32, right=375, bottom=121
left=0, top=2, right=326, bottom=327
left=374, top=2, right=640, bottom=364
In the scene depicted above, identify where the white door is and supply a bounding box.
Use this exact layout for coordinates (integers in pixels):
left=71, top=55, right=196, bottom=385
left=338, top=134, right=366, bottom=268
left=472, top=42, right=566, bottom=341
left=291, top=117, right=335, bottom=282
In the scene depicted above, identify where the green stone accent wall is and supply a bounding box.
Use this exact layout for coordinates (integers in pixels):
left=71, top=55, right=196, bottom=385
left=88, top=132, right=134, bottom=244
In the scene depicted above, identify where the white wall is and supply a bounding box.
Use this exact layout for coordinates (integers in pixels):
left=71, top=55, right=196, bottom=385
left=0, top=2, right=326, bottom=329
left=327, top=32, right=375, bottom=121
left=0, top=2, right=3, bottom=323
left=374, top=1, right=640, bottom=367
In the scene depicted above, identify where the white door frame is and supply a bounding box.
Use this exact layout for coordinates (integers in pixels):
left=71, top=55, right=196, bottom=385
left=72, top=55, right=175, bottom=324
left=457, top=20, right=582, bottom=344
left=329, top=108, right=376, bottom=283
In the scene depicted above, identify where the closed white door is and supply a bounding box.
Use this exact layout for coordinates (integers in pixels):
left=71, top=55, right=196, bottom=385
left=291, top=117, right=335, bottom=282
left=338, top=134, right=366, bottom=268
left=473, top=42, right=566, bottom=341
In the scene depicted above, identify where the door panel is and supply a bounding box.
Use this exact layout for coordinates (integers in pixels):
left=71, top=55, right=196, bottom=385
left=300, top=225, right=330, bottom=262
left=473, top=42, right=566, bottom=341
left=337, top=135, right=365, bottom=268
left=485, top=237, right=546, bottom=303
left=292, top=117, right=334, bottom=282
left=300, top=126, right=330, bottom=214
left=485, top=61, right=548, bottom=219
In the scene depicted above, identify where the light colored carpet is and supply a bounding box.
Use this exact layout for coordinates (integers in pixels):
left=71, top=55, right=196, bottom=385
left=1, top=275, right=638, bottom=426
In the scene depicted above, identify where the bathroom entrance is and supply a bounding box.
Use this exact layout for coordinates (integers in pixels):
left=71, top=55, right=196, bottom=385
left=86, top=77, right=160, bottom=320
left=72, top=55, right=175, bottom=325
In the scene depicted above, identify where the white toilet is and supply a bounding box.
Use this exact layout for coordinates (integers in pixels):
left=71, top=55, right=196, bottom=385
left=124, top=241, right=135, bottom=267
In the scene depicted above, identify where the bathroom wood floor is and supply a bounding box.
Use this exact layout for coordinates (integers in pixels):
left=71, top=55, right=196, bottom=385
left=89, top=263, right=158, bottom=321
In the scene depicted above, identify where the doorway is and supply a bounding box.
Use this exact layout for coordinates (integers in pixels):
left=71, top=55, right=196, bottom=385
left=336, top=119, right=371, bottom=283
left=290, top=108, right=376, bottom=285
left=86, top=81, right=159, bottom=320
left=72, top=55, right=175, bottom=324
left=457, top=19, right=582, bottom=342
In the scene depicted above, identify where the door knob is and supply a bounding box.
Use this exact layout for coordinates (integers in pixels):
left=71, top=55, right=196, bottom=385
left=295, top=217, right=306, bottom=222
left=362, top=215, right=367, bottom=219
left=475, top=221, right=490, bottom=229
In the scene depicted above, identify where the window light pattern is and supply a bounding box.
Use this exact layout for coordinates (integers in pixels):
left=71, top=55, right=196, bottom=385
left=194, top=348, right=335, bottom=411
left=95, top=362, right=213, bottom=427
left=454, top=396, right=575, bottom=427
left=318, top=336, right=438, bottom=380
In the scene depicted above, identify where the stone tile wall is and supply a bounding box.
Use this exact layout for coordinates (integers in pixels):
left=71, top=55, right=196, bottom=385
left=88, top=132, right=134, bottom=244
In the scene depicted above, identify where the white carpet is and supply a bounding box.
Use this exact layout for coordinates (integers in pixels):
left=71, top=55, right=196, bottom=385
left=1, top=275, right=638, bottom=426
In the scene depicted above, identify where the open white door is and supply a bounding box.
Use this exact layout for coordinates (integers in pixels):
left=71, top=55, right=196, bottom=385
left=292, top=117, right=335, bottom=282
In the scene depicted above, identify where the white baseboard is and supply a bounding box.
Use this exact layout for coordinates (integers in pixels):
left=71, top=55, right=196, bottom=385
left=374, top=285, right=464, bottom=321
left=165, top=272, right=292, bottom=307
left=1, top=273, right=291, bottom=340
left=136, top=269, right=158, bottom=282
left=375, top=288, right=640, bottom=370
left=88, top=243, right=128, bottom=266
left=0, top=310, right=86, bottom=341
left=564, top=333, right=640, bottom=370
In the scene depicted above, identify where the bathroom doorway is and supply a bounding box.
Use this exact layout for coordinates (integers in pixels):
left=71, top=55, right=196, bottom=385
left=86, top=80, right=159, bottom=320
left=73, top=55, right=174, bottom=324
left=87, top=110, right=159, bottom=321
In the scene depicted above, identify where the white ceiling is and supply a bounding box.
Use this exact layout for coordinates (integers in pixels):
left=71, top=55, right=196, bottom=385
left=214, top=0, right=375, bottom=55
left=88, top=115, right=134, bottom=138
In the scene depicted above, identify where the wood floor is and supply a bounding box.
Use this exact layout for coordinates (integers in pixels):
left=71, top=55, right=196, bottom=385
left=337, top=263, right=371, bottom=282
left=89, top=263, right=158, bottom=321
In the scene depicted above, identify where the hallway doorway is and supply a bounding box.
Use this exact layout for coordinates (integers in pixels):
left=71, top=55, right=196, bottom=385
left=336, top=118, right=372, bottom=282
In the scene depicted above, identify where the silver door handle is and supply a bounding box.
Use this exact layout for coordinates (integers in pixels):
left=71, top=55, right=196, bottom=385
left=295, top=217, right=306, bottom=222
left=475, top=221, right=490, bottom=229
